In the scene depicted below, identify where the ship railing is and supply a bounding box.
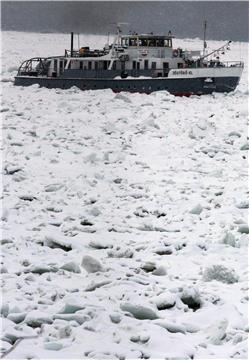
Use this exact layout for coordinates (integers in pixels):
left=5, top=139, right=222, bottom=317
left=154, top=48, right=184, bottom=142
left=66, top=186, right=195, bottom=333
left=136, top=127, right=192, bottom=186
left=17, top=57, right=50, bottom=76
left=17, top=56, right=66, bottom=76
left=191, top=60, right=244, bottom=68
left=206, top=61, right=244, bottom=68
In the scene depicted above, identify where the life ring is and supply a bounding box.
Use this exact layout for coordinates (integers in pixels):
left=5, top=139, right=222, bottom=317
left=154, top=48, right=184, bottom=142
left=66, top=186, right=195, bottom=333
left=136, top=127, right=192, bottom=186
left=121, top=71, right=128, bottom=79
left=173, top=49, right=178, bottom=57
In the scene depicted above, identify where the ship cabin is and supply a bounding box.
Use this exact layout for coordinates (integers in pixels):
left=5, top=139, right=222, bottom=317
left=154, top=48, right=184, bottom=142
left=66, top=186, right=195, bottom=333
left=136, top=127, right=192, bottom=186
left=57, top=33, right=188, bottom=79
left=17, top=32, right=200, bottom=79
left=116, top=34, right=182, bottom=74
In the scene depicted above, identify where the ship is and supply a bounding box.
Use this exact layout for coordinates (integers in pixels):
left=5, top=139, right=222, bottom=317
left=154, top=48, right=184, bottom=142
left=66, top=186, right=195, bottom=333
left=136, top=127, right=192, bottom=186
left=14, top=24, right=244, bottom=96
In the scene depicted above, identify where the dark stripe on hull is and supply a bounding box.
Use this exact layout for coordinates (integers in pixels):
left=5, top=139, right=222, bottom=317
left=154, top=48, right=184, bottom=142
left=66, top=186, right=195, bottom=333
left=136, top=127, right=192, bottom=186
left=14, top=76, right=240, bottom=95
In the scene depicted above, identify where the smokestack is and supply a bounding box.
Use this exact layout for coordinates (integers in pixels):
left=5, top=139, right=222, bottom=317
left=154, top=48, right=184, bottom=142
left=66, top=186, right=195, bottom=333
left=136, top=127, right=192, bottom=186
left=71, top=32, right=74, bottom=57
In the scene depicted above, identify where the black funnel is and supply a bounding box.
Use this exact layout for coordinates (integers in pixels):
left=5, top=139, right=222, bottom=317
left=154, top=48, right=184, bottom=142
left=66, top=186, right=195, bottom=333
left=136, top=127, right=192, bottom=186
left=71, top=32, right=74, bottom=57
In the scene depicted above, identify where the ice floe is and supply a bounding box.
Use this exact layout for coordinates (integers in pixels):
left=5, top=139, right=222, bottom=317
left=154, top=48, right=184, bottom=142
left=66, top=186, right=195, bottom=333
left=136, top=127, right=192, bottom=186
left=1, top=31, right=248, bottom=359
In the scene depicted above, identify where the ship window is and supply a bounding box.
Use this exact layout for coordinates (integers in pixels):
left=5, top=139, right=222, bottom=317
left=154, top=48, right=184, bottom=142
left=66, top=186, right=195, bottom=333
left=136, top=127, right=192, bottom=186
left=88, top=61, right=92, bottom=70
left=151, top=62, right=157, bottom=69
left=178, top=63, right=183, bottom=68
left=129, top=38, right=138, bottom=46
left=144, top=60, right=148, bottom=69
left=156, top=39, right=164, bottom=47
left=140, top=38, right=148, bottom=47
left=136, top=62, right=140, bottom=70
left=103, top=61, right=108, bottom=70
left=132, top=61, right=136, bottom=70
left=157, top=72, right=162, bottom=77
left=95, top=62, right=98, bottom=70
left=112, top=61, right=116, bottom=70
left=163, top=62, right=169, bottom=69
left=54, top=59, right=57, bottom=71
left=164, top=39, right=169, bottom=47
left=80, top=61, right=83, bottom=70
left=121, top=38, right=129, bottom=46
left=148, top=39, right=156, bottom=47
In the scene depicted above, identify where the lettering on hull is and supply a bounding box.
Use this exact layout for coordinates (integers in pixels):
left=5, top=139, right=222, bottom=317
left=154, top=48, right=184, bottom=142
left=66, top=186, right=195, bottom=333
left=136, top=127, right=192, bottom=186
left=172, top=70, right=193, bottom=76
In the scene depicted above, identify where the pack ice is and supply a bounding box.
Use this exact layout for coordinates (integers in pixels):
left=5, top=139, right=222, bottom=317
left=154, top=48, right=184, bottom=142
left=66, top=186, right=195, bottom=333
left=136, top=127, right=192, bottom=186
left=1, top=32, right=248, bottom=359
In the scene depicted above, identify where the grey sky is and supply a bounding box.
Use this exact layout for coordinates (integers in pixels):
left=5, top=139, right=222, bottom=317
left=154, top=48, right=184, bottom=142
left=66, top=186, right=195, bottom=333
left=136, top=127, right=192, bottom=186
left=1, top=1, right=248, bottom=41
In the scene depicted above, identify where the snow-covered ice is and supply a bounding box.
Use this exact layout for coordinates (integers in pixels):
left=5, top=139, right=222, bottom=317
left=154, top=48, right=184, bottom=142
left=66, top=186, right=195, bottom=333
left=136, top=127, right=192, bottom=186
left=1, top=32, right=248, bottom=359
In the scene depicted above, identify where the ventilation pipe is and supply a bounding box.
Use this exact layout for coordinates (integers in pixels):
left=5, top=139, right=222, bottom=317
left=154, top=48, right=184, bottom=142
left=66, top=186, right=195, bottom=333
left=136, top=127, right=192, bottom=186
left=71, top=32, right=74, bottom=57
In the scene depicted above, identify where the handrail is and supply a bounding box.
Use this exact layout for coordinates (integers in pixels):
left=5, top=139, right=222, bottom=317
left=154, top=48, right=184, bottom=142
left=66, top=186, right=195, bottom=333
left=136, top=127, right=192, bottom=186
left=200, top=40, right=231, bottom=61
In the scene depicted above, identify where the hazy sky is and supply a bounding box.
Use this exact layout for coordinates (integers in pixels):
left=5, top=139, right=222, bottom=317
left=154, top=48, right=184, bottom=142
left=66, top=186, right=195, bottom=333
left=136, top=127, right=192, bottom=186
left=1, top=1, right=249, bottom=41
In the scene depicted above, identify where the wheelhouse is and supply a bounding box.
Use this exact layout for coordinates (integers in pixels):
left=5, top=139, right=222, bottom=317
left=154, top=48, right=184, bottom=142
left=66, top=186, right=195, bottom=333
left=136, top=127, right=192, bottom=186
left=121, top=35, right=173, bottom=48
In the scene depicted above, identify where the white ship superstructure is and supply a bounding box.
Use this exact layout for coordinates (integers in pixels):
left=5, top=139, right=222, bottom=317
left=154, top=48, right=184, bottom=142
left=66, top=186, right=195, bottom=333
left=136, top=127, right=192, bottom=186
left=15, top=26, right=244, bottom=95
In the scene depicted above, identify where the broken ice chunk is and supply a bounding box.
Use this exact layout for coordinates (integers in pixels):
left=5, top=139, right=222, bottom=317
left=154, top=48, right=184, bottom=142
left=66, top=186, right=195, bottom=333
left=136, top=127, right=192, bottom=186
left=59, top=298, right=85, bottom=314
left=25, top=310, right=53, bottom=327
left=120, top=302, right=159, bottom=320
left=203, top=265, right=239, bottom=284
left=189, top=204, right=203, bottom=215
left=44, top=341, right=63, bottom=351
left=81, top=255, right=104, bottom=273
left=154, top=319, right=186, bottom=334
left=60, top=261, right=81, bottom=273
left=153, top=293, right=176, bottom=310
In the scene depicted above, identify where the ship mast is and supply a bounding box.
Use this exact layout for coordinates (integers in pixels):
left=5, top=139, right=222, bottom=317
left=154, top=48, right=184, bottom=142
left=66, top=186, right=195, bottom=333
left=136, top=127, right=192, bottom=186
left=203, top=20, right=207, bottom=57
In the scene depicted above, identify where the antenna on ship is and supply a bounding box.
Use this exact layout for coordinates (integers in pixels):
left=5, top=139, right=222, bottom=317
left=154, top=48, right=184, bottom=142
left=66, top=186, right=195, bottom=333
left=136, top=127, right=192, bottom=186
left=110, top=22, right=130, bottom=45
left=203, top=20, right=207, bottom=57
left=116, top=22, right=130, bottom=33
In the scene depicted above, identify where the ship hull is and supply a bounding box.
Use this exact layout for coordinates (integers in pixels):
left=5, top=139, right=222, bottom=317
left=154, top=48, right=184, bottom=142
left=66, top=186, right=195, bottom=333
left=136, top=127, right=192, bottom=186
left=14, top=75, right=240, bottom=95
